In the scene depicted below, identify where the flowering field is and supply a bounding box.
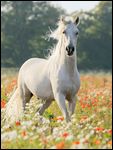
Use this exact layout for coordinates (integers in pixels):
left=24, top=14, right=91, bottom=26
left=1, top=69, right=112, bottom=149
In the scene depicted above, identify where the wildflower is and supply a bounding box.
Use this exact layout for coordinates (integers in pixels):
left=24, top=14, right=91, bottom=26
left=95, top=127, right=104, bottom=132
left=21, top=121, right=33, bottom=127
left=73, top=141, right=80, bottom=145
left=1, top=100, right=6, bottom=108
left=15, top=121, right=21, bottom=126
left=21, top=130, right=27, bottom=137
left=53, top=127, right=59, bottom=134
left=81, top=115, right=88, bottom=120
left=108, top=140, right=112, bottom=145
left=95, top=140, right=101, bottom=145
left=56, top=141, right=65, bottom=149
left=83, top=139, right=89, bottom=144
left=1, top=130, right=17, bottom=142
left=5, top=79, right=17, bottom=94
left=62, top=132, right=69, bottom=138
left=56, top=116, right=64, bottom=121
left=107, top=129, right=112, bottom=135
left=80, top=115, right=88, bottom=122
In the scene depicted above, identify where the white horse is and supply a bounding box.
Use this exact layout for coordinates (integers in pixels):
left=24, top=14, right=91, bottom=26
left=5, top=16, right=80, bottom=123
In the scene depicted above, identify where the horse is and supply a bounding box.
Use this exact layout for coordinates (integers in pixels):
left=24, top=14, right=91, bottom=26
left=5, top=16, right=80, bottom=124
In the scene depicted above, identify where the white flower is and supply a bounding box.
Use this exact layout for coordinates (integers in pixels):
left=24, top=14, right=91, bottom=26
left=90, top=130, right=94, bottom=135
left=85, top=134, right=90, bottom=140
left=36, top=126, right=48, bottom=133
left=21, top=121, right=33, bottom=127
left=2, top=124, right=10, bottom=131
left=53, top=127, right=59, bottom=134
left=1, top=130, right=17, bottom=142
left=97, top=120, right=104, bottom=125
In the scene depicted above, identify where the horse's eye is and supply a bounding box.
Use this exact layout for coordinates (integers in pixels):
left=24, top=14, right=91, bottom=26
left=63, top=30, right=66, bottom=34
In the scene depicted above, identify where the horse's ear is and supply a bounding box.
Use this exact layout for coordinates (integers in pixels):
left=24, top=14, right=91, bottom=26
left=74, top=16, right=80, bottom=26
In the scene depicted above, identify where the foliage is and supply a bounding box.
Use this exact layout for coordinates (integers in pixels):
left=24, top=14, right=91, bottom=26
left=1, top=1, right=112, bottom=70
left=77, top=1, right=112, bottom=70
left=1, top=1, right=65, bottom=67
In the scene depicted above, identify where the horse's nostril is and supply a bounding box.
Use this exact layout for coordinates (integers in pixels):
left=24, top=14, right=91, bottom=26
left=66, top=46, right=74, bottom=52
left=69, top=46, right=74, bottom=52
left=71, top=47, right=74, bottom=52
left=66, top=46, right=69, bottom=52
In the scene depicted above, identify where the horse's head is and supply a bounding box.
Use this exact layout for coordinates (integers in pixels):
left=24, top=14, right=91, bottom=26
left=60, top=16, right=80, bottom=56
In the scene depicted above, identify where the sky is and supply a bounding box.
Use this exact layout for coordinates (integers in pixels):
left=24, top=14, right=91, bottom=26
left=51, top=1, right=100, bottom=13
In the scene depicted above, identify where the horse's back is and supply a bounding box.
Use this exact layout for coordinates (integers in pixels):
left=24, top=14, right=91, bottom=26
left=20, top=58, right=47, bottom=69
left=19, top=58, right=48, bottom=75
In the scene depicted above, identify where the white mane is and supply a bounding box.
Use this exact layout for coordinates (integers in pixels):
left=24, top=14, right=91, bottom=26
left=46, top=20, right=65, bottom=59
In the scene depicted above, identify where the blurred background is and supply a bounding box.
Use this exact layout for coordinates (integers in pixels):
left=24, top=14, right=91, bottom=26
left=1, top=1, right=112, bottom=71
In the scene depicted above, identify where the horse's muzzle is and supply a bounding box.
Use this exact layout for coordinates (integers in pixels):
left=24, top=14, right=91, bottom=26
left=66, top=45, right=75, bottom=56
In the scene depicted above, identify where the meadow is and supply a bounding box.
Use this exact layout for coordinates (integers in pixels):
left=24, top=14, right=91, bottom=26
left=1, top=68, right=112, bottom=149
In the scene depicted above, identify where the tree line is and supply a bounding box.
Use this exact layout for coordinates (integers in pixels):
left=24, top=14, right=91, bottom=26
left=1, top=1, right=112, bottom=70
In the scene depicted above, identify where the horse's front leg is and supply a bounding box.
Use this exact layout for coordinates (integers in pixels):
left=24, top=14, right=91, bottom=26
left=54, top=93, right=70, bottom=122
left=68, top=96, right=77, bottom=116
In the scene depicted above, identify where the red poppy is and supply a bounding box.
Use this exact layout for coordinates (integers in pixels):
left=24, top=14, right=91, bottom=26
left=56, top=141, right=65, bottom=149
left=95, top=127, right=104, bottom=131
left=73, top=141, right=80, bottom=145
left=1, top=100, right=6, bottom=108
left=15, top=121, right=21, bottom=126
left=62, top=132, right=69, bottom=138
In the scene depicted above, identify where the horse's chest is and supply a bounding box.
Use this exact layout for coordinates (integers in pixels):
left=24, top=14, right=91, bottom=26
left=60, top=75, right=77, bottom=96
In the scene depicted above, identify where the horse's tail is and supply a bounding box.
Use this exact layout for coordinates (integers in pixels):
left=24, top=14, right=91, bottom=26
left=4, top=88, right=23, bottom=124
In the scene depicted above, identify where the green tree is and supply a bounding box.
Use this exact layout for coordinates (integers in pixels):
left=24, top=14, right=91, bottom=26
left=1, top=1, right=112, bottom=70
left=77, top=1, right=112, bottom=70
left=1, top=1, right=65, bottom=67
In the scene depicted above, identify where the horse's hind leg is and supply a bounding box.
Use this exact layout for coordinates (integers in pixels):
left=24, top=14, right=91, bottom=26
left=19, top=83, right=33, bottom=111
left=38, top=100, right=52, bottom=115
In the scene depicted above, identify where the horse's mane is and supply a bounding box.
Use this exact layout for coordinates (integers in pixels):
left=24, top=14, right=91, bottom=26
left=49, top=20, right=65, bottom=40
left=46, top=18, right=65, bottom=59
